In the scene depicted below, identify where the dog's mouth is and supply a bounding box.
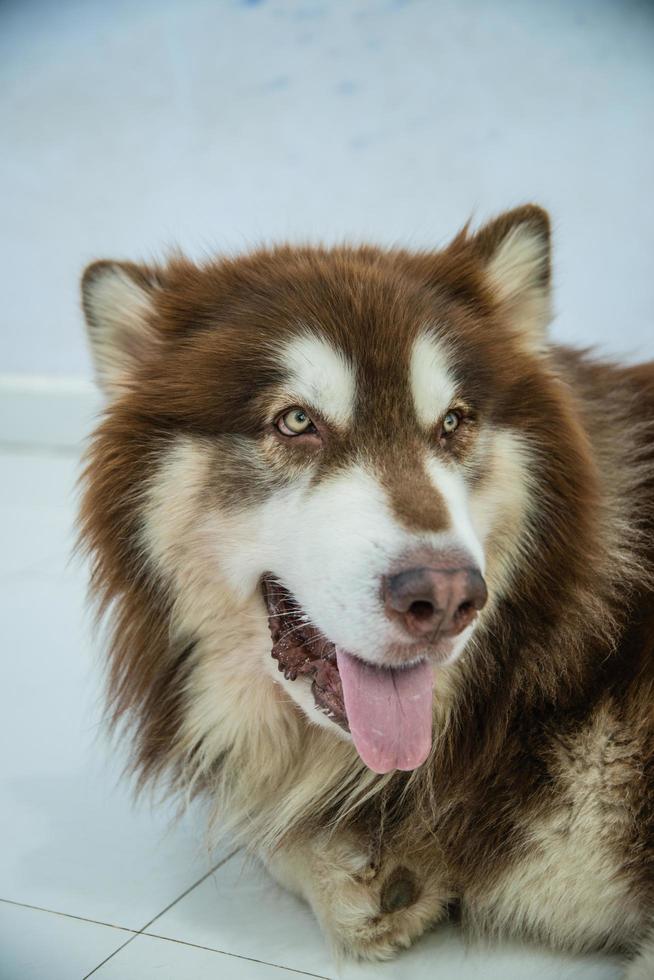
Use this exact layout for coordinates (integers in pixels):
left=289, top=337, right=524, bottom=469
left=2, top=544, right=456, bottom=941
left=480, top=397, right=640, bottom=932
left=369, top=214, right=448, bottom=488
left=261, top=574, right=434, bottom=774
left=261, top=574, right=346, bottom=729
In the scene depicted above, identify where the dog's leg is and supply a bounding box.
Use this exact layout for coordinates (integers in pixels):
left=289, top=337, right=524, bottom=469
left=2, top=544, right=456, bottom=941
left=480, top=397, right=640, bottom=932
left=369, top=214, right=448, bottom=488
left=624, top=926, right=654, bottom=980
left=263, top=828, right=449, bottom=961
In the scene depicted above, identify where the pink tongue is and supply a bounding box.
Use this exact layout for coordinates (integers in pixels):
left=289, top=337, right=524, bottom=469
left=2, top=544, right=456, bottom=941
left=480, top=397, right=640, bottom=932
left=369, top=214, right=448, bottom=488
left=335, top=648, right=434, bottom=774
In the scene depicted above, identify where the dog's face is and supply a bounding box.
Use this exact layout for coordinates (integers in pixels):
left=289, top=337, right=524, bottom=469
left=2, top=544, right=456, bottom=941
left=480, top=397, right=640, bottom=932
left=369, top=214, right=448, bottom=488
left=82, top=206, right=550, bottom=773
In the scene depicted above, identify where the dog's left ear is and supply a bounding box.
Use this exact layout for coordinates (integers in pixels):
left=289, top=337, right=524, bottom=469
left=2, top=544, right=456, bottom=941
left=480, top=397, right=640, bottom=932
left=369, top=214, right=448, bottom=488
left=469, top=204, right=552, bottom=349
left=81, top=260, right=164, bottom=396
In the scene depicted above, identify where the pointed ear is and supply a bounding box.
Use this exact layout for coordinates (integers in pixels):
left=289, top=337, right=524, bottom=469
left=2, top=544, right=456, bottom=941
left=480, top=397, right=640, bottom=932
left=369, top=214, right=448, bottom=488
left=81, top=260, right=164, bottom=395
left=469, top=205, right=551, bottom=350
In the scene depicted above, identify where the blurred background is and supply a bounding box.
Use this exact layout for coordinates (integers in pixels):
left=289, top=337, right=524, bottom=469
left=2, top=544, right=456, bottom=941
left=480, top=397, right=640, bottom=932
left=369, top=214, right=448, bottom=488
left=2, top=0, right=654, bottom=385
left=1, top=2, right=653, bottom=978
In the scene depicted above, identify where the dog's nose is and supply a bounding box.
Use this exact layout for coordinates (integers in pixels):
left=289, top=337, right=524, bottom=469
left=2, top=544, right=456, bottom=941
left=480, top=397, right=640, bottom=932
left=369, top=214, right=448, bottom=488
left=383, top=560, right=487, bottom=639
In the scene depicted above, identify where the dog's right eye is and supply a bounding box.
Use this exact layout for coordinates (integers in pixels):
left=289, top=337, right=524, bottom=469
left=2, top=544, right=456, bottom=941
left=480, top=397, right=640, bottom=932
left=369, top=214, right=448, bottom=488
left=275, top=407, right=317, bottom=437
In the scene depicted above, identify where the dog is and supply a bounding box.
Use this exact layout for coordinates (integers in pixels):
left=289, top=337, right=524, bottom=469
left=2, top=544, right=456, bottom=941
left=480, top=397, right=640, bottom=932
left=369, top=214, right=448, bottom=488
left=79, top=206, right=654, bottom=976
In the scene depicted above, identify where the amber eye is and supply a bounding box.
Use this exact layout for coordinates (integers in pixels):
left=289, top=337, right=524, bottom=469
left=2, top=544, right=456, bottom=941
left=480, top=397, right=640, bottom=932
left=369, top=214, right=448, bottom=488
left=276, top=407, right=316, bottom=437
left=442, top=410, right=461, bottom=435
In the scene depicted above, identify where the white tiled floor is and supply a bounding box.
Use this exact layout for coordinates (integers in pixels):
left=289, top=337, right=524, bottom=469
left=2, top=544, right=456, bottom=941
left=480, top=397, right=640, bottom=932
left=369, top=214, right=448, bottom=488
left=0, top=444, right=627, bottom=978
left=0, top=901, right=133, bottom=980
left=91, top=934, right=325, bottom=980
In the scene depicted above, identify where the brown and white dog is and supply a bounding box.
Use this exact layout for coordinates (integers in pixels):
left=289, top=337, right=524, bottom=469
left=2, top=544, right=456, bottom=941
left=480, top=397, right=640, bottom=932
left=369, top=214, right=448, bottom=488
left=79, top=206, right=654, bottom=975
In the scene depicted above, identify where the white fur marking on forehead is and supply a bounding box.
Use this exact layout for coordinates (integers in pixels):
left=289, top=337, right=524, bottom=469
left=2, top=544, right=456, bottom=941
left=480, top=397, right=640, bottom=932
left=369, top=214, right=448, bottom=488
left=410, top=332, right=458, bottom=428
left=281, top=333, right=355, bottom=427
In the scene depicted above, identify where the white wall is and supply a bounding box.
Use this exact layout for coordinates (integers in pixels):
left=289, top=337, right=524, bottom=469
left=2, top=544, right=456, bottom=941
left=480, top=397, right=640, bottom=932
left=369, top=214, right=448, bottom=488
left=2, top=0, right=653, bottom=382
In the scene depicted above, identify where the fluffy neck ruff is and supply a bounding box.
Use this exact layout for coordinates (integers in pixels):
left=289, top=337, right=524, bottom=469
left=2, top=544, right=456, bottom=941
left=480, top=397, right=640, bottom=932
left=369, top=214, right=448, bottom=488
left=79, top=357, right=654, bottom=857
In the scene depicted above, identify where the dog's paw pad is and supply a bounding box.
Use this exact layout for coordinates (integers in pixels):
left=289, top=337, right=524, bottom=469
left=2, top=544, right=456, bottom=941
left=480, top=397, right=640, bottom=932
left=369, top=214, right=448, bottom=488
left=380, top=866, right=419, bottom=913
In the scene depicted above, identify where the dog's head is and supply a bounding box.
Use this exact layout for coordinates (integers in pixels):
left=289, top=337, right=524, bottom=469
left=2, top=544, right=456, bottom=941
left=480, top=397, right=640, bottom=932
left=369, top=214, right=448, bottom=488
left=81, top=206, right=552, bottom=774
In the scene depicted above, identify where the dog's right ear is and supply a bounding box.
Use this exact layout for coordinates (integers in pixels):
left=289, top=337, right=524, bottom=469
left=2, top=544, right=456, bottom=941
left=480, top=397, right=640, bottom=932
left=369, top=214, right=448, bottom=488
left=81, top=260, right=164, bottom=396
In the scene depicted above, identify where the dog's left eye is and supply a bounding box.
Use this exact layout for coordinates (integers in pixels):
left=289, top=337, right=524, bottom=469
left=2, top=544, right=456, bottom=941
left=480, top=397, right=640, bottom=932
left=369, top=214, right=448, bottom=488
left=441, top=410, right=461, bottom=435
left=276, top=407, right=317, bottom=437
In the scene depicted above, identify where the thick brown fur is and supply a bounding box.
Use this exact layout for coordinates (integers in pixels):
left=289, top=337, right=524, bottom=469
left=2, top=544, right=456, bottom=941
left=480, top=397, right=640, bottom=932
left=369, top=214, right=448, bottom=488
left=79, top=206, right=654, bottom=973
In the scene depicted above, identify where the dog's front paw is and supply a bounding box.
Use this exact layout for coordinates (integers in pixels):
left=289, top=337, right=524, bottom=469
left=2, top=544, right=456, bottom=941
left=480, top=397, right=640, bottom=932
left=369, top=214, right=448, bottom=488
left=330, top=863, right=438, bottom=960
left=266, top=831, right=448, bottom=961
left=313, top=848, right=447, bottom=961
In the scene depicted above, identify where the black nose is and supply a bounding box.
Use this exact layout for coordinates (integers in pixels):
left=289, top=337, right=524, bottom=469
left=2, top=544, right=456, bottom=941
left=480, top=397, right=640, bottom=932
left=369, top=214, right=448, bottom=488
left=383, top=561, right=487, bottom=639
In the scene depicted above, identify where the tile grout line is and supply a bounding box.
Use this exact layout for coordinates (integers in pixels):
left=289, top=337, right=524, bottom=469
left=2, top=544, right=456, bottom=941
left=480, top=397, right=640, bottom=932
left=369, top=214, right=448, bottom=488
left=79, top=931, right=137, bottom=979
left=140, top=932, right=332, bottom=980
left=80, top=847, right=241, bottom=979
left=136, top=846, right=243, bottom=934
left=0, top=855, right=337, bottom=977
left=0, top=897, right=137, bottom=935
